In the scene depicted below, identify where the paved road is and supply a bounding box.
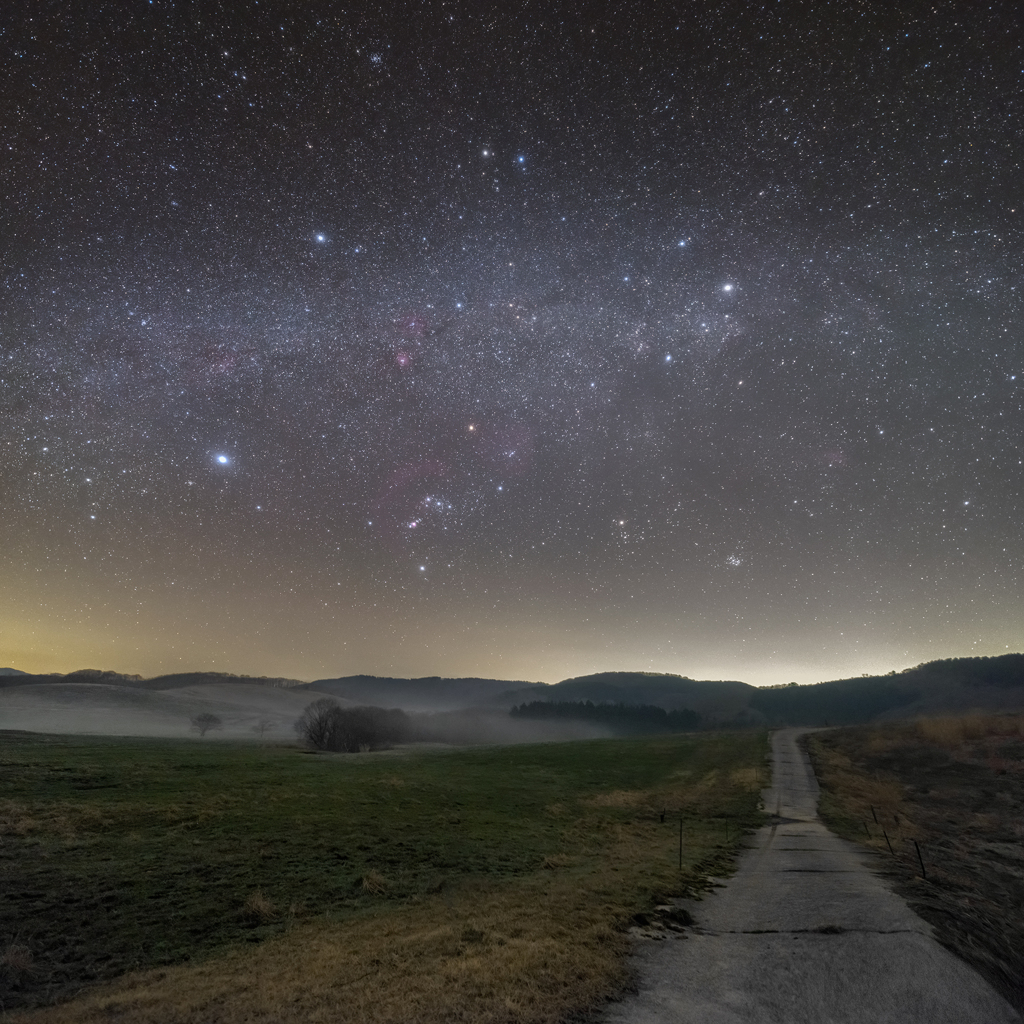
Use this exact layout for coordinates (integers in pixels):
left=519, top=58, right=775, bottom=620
left=601, top=728, right=1021, bottom=1024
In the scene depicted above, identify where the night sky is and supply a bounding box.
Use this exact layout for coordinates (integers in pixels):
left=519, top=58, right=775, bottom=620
left=2, top=2, right=1022, bottom=685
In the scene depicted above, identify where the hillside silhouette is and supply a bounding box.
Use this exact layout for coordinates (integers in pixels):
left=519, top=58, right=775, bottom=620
left=2, top=655, right=1022, bottom=735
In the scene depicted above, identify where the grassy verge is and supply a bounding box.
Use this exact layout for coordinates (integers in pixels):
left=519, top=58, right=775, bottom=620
left=1, top=729, right=767, bottom=1022
left=806, top=715, right=1024, bottom=1015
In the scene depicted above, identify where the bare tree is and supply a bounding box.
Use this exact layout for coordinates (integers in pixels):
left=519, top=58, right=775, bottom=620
left=251, top=718, right=275, bottom=738
left=190, top=712, right=223, bottom=736
left=295, top=697, right=341, bottom=750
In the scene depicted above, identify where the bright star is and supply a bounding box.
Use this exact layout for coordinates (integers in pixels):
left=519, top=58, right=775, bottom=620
left=722, top=283, right=734, bottom=292
left=316, top=234, right=326, bottom=243
left=216, top=455, right=229, bottom=464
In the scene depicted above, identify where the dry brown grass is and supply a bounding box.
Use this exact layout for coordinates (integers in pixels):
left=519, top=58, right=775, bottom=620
left=8, top=827, right=694, bottom=1024
left=3, top=731, right=766, bottom=1022
left=0, top=798, right=169, bottom=841
left=807, top=717, right=1024, bottom=1015
left=242, top=889, right=277, bottom=924
left=727, top=766, right=760, bottom=789
left=539, top=854, right=577, bottom=870
left=585, top=789, right=649, bottom=808
left=916, top=713, right=1024, bottom=749
left=674, top=768, right=722, bottom=806
left=360, top=870, right=389, bottom=896
left=2, top=944, right=36, bottom=976
left=805, top=740, right=909, bottom=838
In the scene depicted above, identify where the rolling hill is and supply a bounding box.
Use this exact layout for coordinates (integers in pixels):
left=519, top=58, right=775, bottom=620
left=1, top=655, right=1022, bottom=738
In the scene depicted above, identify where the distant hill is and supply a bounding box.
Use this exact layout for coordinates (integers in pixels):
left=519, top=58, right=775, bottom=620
left=748, top=677, right=919, bottom=726
left=2, top=655, right=1022, bottom=732
left=0, top=668, right=142, bottom=690
left=742, top=655, right=1024, bottom=726
left=807, top=655, right=1024, bottom=722
left=0, top=669, right=308, bottom=690
left=307, top=675, right=546, bottom=712
left=500, top=672, right=757, bottom=725
left=145, top=672, right=308, bottom=690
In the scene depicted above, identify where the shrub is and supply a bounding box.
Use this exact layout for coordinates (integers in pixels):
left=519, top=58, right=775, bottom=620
left=2, top=942, right=35, bottom=976
left=242, top=889, right=276, bottom=923
left=294, top=699, right=410, bottom=752
left=360, top=870, right=388, bottom=895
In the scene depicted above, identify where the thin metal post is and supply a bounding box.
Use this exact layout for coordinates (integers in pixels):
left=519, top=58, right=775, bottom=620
left=914, top=839, right=927, bottom=880
left=678, top=818, right=683, bottom=870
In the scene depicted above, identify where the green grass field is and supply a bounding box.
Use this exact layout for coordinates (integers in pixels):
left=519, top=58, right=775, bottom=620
left=2, top=730, right=767, bottom=1022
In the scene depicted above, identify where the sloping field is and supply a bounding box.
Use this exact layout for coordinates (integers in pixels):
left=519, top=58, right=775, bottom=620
left=0, top=682, right=333, bottom=738
left=0, top=729, right=767, bottom=1022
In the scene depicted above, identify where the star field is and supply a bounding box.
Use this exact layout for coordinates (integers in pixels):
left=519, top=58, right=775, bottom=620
left=1, top=2, right=1022, bottom=683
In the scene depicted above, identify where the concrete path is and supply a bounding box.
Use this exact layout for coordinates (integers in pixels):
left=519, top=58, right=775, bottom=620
left=601, top=727, right=1021, bottom=1024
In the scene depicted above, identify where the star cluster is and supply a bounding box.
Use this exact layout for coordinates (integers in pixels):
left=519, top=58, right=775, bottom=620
left=1, top=2, right=1021, bottom=683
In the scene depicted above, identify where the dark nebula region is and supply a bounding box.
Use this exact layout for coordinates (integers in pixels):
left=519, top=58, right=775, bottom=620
left=2, top=2, right=1022, bottom=683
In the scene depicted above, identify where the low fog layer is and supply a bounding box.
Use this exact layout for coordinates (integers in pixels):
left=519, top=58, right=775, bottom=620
left=0, top=679, right=610, bottom=744
left=412, top=709, right=610, bottom=745
left=0, top=681, right=332, bottom=738
left=2, top=655, right=1023, bottom=740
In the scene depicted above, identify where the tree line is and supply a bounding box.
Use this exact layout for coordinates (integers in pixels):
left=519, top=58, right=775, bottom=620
left=509, top=700, right=701, bottom=734
left=295, top=697, right=411, bottom=752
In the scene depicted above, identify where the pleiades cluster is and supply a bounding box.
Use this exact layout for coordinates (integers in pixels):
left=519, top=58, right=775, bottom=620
left=2, top=2, right=1021, bottom=682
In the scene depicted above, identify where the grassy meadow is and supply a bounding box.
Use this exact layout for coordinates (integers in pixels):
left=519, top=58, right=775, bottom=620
left=807, top=715, right=1024, bottom=1015
left=1, top=729, right=768, bottom=1023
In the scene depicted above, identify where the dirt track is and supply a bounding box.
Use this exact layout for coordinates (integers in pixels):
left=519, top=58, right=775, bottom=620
left=600, top=728, right=1021, bottom=1023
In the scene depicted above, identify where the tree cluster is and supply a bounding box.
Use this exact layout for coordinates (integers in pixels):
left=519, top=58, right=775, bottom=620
left=510, top=700, right=700, bottom=734
left=294, top=697, right=410, bottom=752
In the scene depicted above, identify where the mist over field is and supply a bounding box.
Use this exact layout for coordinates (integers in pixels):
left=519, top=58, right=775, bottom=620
left=0, top=671, right=612, bottom=745
left=3, top=656, right=1024, bottom=744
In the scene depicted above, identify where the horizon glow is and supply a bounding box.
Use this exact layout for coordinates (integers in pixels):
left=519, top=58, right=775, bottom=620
left=1, top=7, right=1021, bottom=686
